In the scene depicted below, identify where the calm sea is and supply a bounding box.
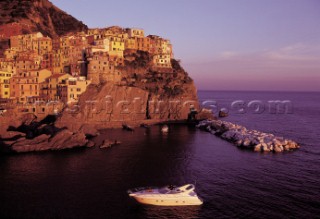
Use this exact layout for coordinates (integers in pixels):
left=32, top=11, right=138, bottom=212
left=0, top=91, right=319, bottom=219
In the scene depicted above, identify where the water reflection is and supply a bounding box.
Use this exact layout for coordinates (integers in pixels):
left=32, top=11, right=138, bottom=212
left=137, top=205, right=202, bottom=219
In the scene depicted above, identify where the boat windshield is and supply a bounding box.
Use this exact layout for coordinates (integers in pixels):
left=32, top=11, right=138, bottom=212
left=167, top=189, right=182, bottom=194
left=158, top=188, right=170, bottom=194
left=158, top=186, right=183, bottom=194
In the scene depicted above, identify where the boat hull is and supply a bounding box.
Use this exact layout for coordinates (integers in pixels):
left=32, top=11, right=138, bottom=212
left=131, top=195, right=203, bottom=206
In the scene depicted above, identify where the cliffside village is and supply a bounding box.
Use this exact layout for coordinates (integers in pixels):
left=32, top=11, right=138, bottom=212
left=0, top=26, right=173, bottom=114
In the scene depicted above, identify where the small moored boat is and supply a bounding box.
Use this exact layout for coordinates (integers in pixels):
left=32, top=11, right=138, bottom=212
left=128, top=184, right=203, bottom=206
left=161, top=125, right=169, bottom=133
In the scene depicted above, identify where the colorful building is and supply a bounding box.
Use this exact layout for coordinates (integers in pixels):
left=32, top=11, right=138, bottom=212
left=126, top=28, right=145, bottom=38
left=57, top=76, right=91, bottom=103
left=87, top=52, right=122, bottom=84
left=0, top=70, right=13, bottom=99
left=9, top=69, right=52, bottom=103
left=136, top=37, right=151, bottom=52
left=40, top=73, right=71, bottom=101
left=152, top=54, right=172, bottom=68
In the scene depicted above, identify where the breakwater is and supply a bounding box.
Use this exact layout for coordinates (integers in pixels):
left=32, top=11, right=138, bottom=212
left=197, top=120, right=300, bottom=152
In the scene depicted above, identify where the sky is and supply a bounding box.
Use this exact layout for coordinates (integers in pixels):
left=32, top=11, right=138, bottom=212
left=51, top=0, right=320, bottom=91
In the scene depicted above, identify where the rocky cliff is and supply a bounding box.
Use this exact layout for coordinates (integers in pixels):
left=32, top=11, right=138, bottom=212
left=0, top=0, right=88, bottom=56
left=0, top=1, right=210, bottom=153
left=0, top=53, right=205, bottom=153
left=0, top=0, right=87, bottom=37
left=55, top=51, right=201, bottom=132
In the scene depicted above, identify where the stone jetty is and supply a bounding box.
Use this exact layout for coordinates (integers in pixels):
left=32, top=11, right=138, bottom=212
left=197, top=120, right=300, bottom=153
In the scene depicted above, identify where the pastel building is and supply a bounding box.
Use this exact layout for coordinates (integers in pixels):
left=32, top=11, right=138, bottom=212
left=57, top=76, right=91, bottom=103
left=87, top=52, right=122, bottom=84
left=32, top=36, right=52, bottom=55
left=9, top=69, right=52, bottom=103
left=109, top=36, right=125, bottom=52
left=14, top=58, right=41, bottom=74
left=126, top=28, right=145, bottom=38
left=136, top=37, right=151, bottom=52
left=125, top=38, right=137, bottom=50
left=4, top=48, right=18, bottom=60
left=40, top=73, right=71, bottom=101
left=10, top=32, right=44, bottom=51
left=152, top=54, right=172, bottom=68
left=0, top=70, right=13, bottom=99
left=148, top=35, right=172, bottom=55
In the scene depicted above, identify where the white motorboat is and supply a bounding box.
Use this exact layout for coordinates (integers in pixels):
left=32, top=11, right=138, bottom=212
left=128, top=184, right=203, bottom=206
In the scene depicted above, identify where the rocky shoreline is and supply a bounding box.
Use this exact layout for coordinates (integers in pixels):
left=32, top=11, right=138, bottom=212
left=0, top=109, right=211, bottom=154
left=1, top=118, right=300, bottom=154
left=197, top=120, right=300, bottom=153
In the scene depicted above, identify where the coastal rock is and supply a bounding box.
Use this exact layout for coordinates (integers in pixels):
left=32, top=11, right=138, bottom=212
left=80, top=124, right=100, bottom=138
left=55, top=84, right=149, bottom=131
left=48, top=129, right=88, bottom=150
left=197, top=120, right=299, bottom=153
left=11, top=134, right=51, bottom=152
left=197, top=108, right=216, bottom=120
left=0, top=111, right=36, bottom=135
left=1, top=127, right=88, bottom=153
left=100, top=139, right=121, bottom=149
left=100, top=139, right=113, bottom=149
left=0, top=131, right=26, bottom=140
left=86, top=140, right=96, bottom=148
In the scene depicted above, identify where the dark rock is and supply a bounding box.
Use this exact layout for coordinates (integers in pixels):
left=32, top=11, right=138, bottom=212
left=11, top=134, right=51, bottom=152
left=80, top=124, right=100, bottom=138
left=86, top=140, right=96, bottom=148
left=122, top=124, right=134, bottom=131
left=0, top=131, right=26, bottom=140
left=197, top=108, right=215, bottom=120
left=100, top=139, right=113, bottom=149
left=100, top=139, right=121, bottom=149
left=49, top=129, right=87, bottom=150
left=218, top=110, right=228, bottom=118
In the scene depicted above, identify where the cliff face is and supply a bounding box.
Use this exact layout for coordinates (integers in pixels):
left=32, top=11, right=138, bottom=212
left=56, top=53, right=200, bottom=132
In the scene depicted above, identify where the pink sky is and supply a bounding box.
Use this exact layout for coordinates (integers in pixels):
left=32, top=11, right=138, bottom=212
left=186, top=43, right=320, bottom=91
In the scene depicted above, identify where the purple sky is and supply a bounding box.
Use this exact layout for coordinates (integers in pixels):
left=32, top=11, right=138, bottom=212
left=51, top=0, right=320, bottom=91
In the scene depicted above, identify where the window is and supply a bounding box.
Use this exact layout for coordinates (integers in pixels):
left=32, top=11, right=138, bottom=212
left=77, top=88, right=81, bottom=92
